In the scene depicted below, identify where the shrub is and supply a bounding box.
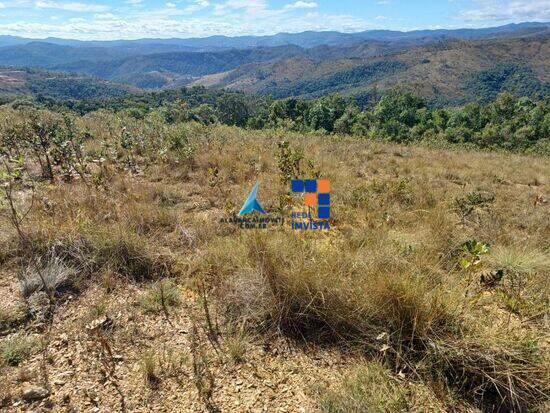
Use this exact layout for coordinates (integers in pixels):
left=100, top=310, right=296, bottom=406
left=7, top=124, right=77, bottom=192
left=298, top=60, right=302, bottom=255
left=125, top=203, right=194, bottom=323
left=137, top=280, right=181, bottom=314
left=316, top=364, right=413, bottom=413
left=140, top=350, right=160, bottom=388
left=0, top=334, right=43, bottom=366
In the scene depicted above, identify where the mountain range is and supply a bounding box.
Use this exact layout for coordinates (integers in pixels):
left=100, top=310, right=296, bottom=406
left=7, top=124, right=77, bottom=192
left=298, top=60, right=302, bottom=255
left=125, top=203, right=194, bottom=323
left=0, top=22, right=548, bottom=105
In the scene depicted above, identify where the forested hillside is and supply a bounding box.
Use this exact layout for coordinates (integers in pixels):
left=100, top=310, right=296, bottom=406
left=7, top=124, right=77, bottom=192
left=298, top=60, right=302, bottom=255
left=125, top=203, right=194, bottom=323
left=4, top=83, right=547, bottom=155
left=200, top=35, right=549, bottom=105
left=0, top=67, right=133, bottom=100
left=0, top=23, right=548, bottom=105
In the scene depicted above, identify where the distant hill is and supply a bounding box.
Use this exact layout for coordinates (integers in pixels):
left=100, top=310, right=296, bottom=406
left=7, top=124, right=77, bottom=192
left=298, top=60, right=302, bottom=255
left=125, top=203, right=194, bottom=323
left=0, top=67, right=134, bottom=100
left=195, top=34, right=550, bottom=105
left=1, top=22, right=548, bottom=49
left=0, top=22, right=548, bottom=104
left=51, top=45, right=306, bottom=89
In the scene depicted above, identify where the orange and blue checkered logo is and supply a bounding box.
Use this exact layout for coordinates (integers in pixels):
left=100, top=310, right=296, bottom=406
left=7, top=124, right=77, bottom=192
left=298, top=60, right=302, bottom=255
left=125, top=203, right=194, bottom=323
left=291, top=179, right=331, bottom=219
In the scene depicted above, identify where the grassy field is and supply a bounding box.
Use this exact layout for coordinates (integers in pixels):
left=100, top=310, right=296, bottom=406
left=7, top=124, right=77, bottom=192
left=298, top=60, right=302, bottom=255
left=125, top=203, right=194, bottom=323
left=0, top=109, right=549, bottom=412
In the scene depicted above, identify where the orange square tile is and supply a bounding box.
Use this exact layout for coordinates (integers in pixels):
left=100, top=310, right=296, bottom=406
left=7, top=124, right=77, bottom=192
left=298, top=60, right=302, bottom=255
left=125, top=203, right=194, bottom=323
left=317, top=179, right=330, bottom=193
left=304, top=193, right=317, bottom=207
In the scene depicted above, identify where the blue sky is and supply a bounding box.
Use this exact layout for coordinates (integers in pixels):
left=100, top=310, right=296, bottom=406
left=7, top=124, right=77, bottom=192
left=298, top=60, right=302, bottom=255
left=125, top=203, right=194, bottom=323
left=0, top=1, right=548, bottom=40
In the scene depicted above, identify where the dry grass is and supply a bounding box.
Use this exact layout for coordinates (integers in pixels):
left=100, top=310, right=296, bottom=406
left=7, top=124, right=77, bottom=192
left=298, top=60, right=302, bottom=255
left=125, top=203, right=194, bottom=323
left=0, top=334, right=43, bottom=367
left=137, top=279, right=181, bottom=314
left=315, top=363, right=451, bottom=413
left=0, top=113, right=549, bottom=411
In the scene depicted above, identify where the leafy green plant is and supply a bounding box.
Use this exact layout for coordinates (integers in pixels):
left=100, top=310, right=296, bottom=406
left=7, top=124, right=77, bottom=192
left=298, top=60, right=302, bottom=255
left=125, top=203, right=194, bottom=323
left=50, top=114, right=90, bottom=183
left=460, top=239, right=490, bottom=270
left=26, top=111, right=59, bottom=182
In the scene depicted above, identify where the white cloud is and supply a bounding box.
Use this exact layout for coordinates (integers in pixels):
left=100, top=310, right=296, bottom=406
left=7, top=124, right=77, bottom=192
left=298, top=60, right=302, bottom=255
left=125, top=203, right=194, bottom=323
left=166, top=2, right=176, bottom=7
left=461, top=0, right=550, bottom=22
left=214, top=0, right=268, bottom=16
left=0, top=0, right=371, bottom=40
left=184, top=0, right=209, bottom=13
left=284, top=1, right=318, bottom=10
left=0, top=10, right=368, bottom=40
left=94, top=12, right=116, bottom=20
left=0, top=2, right=5, bottom=9
left=35, top=1, right=110, bottom=13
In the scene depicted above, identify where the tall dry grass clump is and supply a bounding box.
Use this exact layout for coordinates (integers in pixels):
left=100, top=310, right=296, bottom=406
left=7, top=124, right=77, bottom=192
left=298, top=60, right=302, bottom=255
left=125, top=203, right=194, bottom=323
left=210, top=230, right=548, bottom=410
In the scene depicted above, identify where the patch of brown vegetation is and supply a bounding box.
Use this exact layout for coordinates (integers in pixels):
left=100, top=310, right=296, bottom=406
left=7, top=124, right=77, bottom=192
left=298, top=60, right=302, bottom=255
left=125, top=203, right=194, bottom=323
left=0, top=113, right=548, bottom=412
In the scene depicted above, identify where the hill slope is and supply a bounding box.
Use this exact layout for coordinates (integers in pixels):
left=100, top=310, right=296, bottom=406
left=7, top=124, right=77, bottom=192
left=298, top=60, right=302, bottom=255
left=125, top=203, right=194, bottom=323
left=195, top=35, right=550, bottom=105
left=52, top=46, right=306, bottom=89
left=0, top=112, right=548, bottom=412
left=0, top=67, right=134, bottom=100
left=0, top=23, right=548, bottom=104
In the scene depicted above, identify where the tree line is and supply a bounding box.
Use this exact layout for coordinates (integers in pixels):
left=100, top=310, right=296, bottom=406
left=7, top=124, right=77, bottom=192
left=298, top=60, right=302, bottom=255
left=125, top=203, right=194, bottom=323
left=6, top=86, right=550, bottom=154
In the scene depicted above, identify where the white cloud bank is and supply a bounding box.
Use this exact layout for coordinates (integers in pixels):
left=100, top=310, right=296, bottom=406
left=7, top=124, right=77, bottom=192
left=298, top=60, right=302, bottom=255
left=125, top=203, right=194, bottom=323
left=34, top=1, right=110, bottom=13
left=461, top=0, right=550, bottom=22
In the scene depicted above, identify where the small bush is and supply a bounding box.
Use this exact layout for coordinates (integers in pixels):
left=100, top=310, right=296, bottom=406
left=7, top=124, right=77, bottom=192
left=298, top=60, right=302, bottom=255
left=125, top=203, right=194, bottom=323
left=316, top=364, right=411, bottom=413
left=140, top=350, right=160, bottom=388
left=0, top=335, right=43, bottom=366
left=137, top=280, right=181, bottom=314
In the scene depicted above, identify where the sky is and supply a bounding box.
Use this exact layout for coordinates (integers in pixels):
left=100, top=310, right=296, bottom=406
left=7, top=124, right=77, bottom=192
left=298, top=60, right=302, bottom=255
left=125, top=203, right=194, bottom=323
left=0, top=0, right=548, bottom=40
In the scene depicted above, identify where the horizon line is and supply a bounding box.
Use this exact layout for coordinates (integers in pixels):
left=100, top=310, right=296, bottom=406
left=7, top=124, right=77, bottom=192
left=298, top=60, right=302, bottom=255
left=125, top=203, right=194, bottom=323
left=0, top=21, right=548, bottom=43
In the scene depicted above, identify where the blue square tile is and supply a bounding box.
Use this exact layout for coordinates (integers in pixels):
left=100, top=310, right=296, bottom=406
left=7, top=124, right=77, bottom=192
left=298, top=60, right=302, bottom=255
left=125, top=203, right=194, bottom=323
left=304, top=180, right=317, bottom=193
left=318, top=207, right=330, bottom=219
left=291, top=180, right=304, bottom=193
left=318, top=193, right=330, bottom=206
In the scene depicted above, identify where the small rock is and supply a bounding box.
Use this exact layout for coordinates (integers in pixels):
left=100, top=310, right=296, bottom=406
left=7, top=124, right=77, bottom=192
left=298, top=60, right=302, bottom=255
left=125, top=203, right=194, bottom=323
left=85, top=315, right=113, bottom=332
left=22, top=387, right=49, bottom=402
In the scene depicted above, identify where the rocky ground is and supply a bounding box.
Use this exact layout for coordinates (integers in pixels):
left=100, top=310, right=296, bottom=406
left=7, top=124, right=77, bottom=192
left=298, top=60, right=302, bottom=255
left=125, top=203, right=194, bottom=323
left=1, top=270, right=362, bottom=413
